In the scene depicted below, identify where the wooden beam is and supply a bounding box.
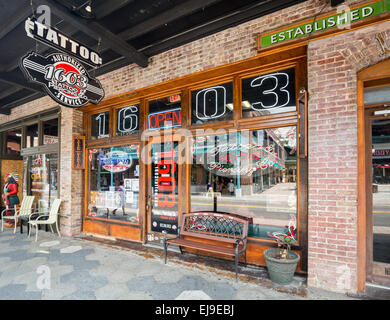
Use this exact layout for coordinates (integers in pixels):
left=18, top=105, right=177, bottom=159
left=38, top=0, right=149, bottom=68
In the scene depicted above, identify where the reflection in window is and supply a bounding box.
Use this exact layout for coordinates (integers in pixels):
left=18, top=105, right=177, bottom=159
left=91, top=112, right=109, bottom=139
left=43, top=118, right=59, bottom=145
left=190, top=126, right=297, bottom=240
left=242, top=68, right=296, bottom=118
left=6, top=130, right=22, bottom=155
left=26, top=154, right=58, bottom=210
left=26, top=124, right=39, bottom=148
left=88, top=145, right=140, bottom=224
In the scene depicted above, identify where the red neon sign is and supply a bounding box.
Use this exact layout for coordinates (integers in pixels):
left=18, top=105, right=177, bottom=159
left=148, top=108, right=182, bottom=130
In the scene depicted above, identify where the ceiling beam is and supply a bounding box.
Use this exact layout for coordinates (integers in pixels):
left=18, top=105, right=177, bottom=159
left=0, top=7, right=31, bottom=41
left=140, top=0, right=305, bottom=56
left=0, top=91, right=45, bottom=115
left=94, top=0, right=135, bottom=20
left=114, top=0, right=222, bottom=42
left=38, top=0, right=149, bottom=68
left=0, top=71, right=44, bottom=92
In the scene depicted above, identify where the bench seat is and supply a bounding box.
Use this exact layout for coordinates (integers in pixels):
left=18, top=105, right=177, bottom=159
left=163, top=211, right=249, bottom=281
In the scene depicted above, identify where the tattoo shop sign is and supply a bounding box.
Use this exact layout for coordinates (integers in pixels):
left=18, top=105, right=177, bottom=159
left=25, top=17, right=102, bottom=67
left=21, top=17, right=104, bottom=108
left=20, top=52, right=104, bottom=108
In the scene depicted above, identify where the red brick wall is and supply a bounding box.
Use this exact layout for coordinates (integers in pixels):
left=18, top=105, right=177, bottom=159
left=307, top=20, right=390, bottom=292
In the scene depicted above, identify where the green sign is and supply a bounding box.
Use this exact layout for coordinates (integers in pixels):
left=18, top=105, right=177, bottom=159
left=260, top=0, right=390, bottom=48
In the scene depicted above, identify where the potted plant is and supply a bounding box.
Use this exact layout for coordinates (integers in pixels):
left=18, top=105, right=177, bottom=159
left=263, top=215, right=300, bottom=285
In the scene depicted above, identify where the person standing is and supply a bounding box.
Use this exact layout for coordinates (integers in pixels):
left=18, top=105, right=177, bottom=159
left=227, top=179, right=235, bottom=196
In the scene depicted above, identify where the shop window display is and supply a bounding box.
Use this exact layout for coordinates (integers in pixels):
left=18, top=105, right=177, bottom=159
left=190, top=126, right=297, bottom=239
left=25, top=154, right=58, bottom=210
left=88, top=145, right=140, bottom=223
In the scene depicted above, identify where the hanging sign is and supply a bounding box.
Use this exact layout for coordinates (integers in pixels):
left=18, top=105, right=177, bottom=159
left=258, top=0, right=390, bottom=50
left=25, top=17, right=102, bottom=67
left=20, top=51, right=105, bottom=108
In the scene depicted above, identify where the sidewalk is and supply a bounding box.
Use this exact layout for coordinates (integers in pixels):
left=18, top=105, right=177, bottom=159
left=0, top=228, right=357, bottom=300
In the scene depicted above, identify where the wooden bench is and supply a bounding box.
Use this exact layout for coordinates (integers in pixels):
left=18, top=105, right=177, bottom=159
left=162, top=211, right=249, bottom=280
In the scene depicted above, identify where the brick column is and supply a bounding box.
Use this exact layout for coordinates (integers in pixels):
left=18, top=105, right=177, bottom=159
left=307, top=21, right=390, bottom=293
left=59, top=107, right=84, bottom=236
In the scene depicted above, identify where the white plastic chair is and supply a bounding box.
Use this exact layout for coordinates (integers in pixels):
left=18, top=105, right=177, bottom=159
left=1, top=196, right=35, bottom=234
left=28, top=199, right=61, bottom=242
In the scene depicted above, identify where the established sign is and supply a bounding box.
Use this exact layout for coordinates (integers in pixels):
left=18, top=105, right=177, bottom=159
left=25, top=17, right=102, bottom=67
left=258, top=0, right=390, bottom=49
left=20, top=51, right=105, bottom=108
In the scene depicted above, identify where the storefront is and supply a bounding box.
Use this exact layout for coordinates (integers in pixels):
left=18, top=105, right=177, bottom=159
left=2, top=0, right=390, bottom=295
left=80, top=47, right=308, bottom=270
left=0, top=108, right=60, bottom=212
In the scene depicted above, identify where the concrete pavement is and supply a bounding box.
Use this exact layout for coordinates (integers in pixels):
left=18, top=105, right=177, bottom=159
left=0, top=227, right=358, bottom=300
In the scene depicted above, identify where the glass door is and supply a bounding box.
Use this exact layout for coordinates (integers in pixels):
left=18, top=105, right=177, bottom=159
left=147, top=140, right=180, bottom=243
left=368, top=106, right=390, bottom=285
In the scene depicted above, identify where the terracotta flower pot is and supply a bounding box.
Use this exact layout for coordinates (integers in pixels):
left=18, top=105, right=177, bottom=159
left=263, top=248, right=300, bottom=285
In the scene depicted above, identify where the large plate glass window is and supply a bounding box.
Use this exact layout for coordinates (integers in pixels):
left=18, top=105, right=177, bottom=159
left=148, top=95, right=182, bottom=130
left=191, top=82, right=233, bottom=125
left=25, top=153, right=58, bottom=210
left=242, top=68, right=296, bottom=118
left=26, top=124, right=39, bottom=148
left=43, top=118, right=59, bottom=145
left=88, top=145, right=140, bottom=224
left=116, top=105, right=139, bottom=136
left=190, top=126, right=297, bottom=239
left=6, top=129, right=22, bottom=155
left=91, top=111, right=109, bottom=139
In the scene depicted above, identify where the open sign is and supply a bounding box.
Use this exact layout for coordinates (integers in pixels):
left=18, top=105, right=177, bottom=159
left=148, top=108, right=182, bottom=130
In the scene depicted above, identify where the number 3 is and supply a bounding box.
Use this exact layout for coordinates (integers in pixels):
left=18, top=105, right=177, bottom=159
left=250, top=72, right=290, bottom=110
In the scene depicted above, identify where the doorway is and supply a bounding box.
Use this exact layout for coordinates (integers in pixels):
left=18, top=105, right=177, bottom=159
left=146, top=139, right=184, bottom=244
left=366, top=106, right=390, bottom=286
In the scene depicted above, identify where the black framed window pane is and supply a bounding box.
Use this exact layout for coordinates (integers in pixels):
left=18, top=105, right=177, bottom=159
left=26, top=124, right=39, bottom=148
left=43, top=118, right=59, bottom=144
left=91, top=112, right=109, bottom=139
left=6, top=130, right=22, bottom=155
left=148, top=95, right=182, bottom=130
left=116, top=105, right=139, bottom=136
left=191, top=82, right=233, bottom=125
left=242, top=68, right=296, bottom=118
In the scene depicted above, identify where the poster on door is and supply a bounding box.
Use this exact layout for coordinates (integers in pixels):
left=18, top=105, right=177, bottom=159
left=151, top=142, right=179, bottom=234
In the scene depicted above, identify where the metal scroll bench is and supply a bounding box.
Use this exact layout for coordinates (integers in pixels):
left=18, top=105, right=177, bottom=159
left=163, top=211, right=249, bottom=281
